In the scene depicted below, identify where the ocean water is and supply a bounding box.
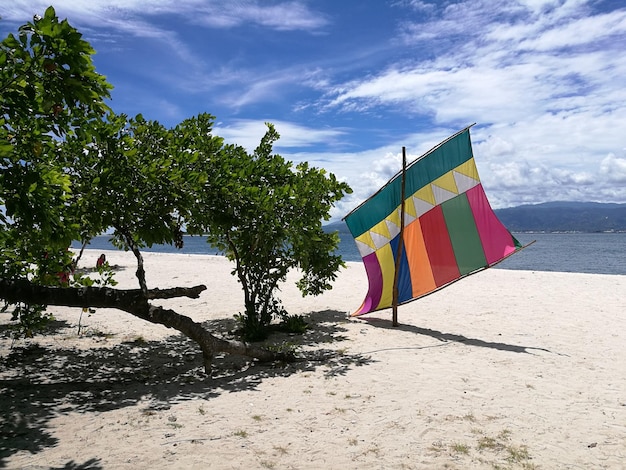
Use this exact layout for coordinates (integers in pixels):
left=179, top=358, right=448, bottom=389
left=74, top=231, right=626, bottom=276
left=489, top=232, right=625, bottom=275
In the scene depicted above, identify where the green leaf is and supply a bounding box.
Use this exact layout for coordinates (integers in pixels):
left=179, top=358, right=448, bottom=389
left=44, top=6, right=57, bottom=21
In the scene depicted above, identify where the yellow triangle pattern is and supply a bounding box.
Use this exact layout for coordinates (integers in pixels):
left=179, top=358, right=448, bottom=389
left=404, top=196, right=417, bottom=218
left=355, top=231, right=376, bottom=250
left=432, top=171, right=459, bottom=194
left=361, top=158, right=481, bottom=256
left=454, top=158, right=480, bottom=181
left=387, top=207, right=401, bottom=227
left=412, top=184, right=436, bottom=205
left=370, top=219, right=391, bottom=239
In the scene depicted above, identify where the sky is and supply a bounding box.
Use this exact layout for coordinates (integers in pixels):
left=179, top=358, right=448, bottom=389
left=2, top=0, right=626, bottom=220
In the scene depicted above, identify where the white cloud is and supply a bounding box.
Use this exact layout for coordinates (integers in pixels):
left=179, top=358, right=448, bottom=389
left=214, top=119, right=346, bottom=152
left=600, top=154, right=626, bottom=183
left=316, top=0, right=626, bottom=209
left=1, top=0, right=329, bottom=32
left=3, top=0, right=625, bottom=213
left=191, top=2, right=330, bottom=31
left=395, top=0, right=436, bottom=13
left=212, top=67, right=324, bottom=110
left=518, top=10, right=626, bottom=51
left=327, top=5, right=626, bottom=124
left=515, top=0, right=562, bottom=14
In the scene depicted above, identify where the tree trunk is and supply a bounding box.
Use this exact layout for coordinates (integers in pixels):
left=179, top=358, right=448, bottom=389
left=0, top=278, right=294, bottom=374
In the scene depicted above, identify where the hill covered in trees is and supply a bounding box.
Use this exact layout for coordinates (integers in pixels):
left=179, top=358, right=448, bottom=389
left=494, top=202, right=626, bottom=232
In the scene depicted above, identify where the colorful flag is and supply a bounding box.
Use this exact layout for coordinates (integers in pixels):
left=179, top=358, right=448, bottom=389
left=344, top=126, right=522, bottom=316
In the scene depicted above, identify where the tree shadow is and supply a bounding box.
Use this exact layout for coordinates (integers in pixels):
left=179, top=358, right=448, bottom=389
left=0, top=309, right=372, bottom=468
left=358, top=316, right=556, bottom=355
left=0, top=318, right=73, bottom=340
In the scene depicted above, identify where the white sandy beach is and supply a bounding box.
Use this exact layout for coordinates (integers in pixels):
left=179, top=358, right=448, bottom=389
left=1, top=250, right=625, bottom=469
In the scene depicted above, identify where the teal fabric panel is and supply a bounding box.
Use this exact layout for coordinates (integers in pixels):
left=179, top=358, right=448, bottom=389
left=345, top=128, right=473, bottom=237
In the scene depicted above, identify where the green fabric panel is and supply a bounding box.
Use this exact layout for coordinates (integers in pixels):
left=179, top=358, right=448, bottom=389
left=441, top=193, right=487, bottom=275
left=345, top=129, right=473, bottom=237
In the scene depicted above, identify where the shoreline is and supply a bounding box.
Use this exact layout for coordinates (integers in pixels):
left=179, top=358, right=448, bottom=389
left=74, top=232, right=626, bottom=277
left=2, top=251, right=625, bottom=469
left=78, top=247, right=626, bottom=277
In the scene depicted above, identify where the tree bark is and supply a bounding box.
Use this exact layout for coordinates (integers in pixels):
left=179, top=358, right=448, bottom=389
left=0, top=278, right=294, bottom=374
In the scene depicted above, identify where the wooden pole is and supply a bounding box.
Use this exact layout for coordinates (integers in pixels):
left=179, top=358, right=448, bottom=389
left=392, top=147, right=407, bottom=327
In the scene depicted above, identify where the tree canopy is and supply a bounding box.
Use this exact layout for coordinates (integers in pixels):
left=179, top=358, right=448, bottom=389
left=0, top=8, right=352, bottom=372
left=188, top=122, right=350, bottom=339
left=1, top=7, right=112, bottom=333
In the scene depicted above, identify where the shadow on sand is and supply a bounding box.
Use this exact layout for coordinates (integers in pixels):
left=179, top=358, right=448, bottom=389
left=0, top=310, right=369, bottom=469
left=359, top=316, right=555, bottom=355
left=1, top=309, right=557, bottom=468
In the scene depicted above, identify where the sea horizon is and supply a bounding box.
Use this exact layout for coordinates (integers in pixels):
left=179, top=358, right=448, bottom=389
left=73, top=231, right=626, bottom=276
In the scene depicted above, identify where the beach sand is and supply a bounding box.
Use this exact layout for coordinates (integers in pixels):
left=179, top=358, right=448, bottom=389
left=1, top=250, right=625, bottom=469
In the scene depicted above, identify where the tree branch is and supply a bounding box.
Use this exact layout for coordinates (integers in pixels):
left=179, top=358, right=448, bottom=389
left=0, top=278, right=206, bottom=308
left=145, top=286, right=207, bottom=299
left=0, top=278, right=293, bottom=374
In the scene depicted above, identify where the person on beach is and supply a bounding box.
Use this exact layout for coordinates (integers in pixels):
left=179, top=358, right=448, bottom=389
left=96, top=254, right=106, bottom=269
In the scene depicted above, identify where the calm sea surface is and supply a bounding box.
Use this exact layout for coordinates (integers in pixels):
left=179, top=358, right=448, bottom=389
left=75, top=232, right=625, bottom=276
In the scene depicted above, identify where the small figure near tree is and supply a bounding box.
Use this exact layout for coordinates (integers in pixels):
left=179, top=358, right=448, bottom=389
left=96, top=254, right=106, bottom=269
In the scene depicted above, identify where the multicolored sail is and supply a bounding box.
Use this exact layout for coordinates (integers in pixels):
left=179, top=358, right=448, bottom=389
left=344, top=126, right=522, bottom=316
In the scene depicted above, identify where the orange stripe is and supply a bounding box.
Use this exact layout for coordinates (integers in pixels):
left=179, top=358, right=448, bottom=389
left=403, top=218, right=437, bottom=298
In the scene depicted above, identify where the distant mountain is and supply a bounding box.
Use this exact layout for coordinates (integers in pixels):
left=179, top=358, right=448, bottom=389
left=494, top=201, right=626, bottom=232
left=325, top=201, right=626, bottom=233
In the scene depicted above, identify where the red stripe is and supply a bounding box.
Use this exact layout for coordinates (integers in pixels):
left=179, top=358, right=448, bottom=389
left=420, top=205, right=460, bottom=286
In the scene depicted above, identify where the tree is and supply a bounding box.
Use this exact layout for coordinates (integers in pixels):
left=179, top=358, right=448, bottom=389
left=0, top=9, right=350, bottom=373
left=64, top=112, right=222, bottom=293
left=0, top=9, right=281, bottom=371
left=1, top=7, right=112, bottom=333
left=188, top=122, right=352, bottom=340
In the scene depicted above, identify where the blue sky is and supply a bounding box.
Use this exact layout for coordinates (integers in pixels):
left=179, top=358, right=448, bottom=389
left=2, top=1, right=626, bottom=219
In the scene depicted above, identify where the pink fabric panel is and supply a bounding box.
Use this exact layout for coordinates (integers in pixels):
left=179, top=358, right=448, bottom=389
left=354, top=251, right=383, bottom=315
left=466, top=184, right=517, bottom=265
